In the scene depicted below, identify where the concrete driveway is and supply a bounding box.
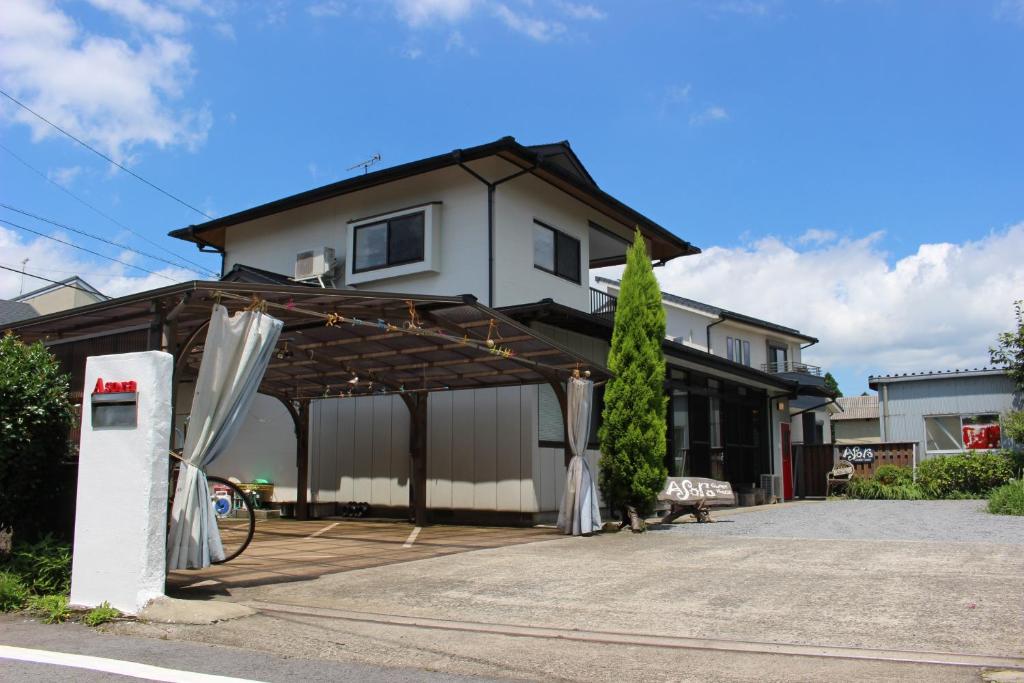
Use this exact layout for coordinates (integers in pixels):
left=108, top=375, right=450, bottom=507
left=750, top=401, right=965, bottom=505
left=112, top=501, right=1024, bottom=682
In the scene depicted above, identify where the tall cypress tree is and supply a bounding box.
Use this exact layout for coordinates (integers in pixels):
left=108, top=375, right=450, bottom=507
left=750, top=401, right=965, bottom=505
left=598, top=230, right=667, bottom=531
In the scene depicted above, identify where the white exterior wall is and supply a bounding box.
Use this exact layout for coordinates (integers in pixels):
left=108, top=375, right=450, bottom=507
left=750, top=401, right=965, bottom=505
left=174, top=383, right=299, bottom=502
left=223, top=166, right=489, bottom=298
left=708, top=321, right=802, bottom=370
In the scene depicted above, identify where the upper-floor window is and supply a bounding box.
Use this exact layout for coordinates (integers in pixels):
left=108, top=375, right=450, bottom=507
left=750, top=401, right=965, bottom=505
left=533, top=220, right=581, bottom=284
left=353, top=211, right=425, bottom=273
left=768, top=343, right=788, bottom=370
left=726, top=336, right=751, bottom=366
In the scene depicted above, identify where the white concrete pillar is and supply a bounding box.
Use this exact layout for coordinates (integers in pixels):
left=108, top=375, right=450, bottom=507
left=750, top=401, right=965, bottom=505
left=70, top=351, right=173, bottom=615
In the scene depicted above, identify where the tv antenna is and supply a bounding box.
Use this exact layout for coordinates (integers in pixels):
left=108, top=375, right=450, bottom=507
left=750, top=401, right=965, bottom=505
left=346, top=153, right=381, bottom=175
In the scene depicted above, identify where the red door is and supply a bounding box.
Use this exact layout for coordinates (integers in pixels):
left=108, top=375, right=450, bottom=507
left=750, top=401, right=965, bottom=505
left=781, top=422, right=793, bottom=500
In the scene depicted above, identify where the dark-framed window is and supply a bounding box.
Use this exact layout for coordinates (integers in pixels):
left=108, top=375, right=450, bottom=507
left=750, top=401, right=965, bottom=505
left=352, top=211, right=425, bottom=273
left=533, top=220, right=581, bottom=284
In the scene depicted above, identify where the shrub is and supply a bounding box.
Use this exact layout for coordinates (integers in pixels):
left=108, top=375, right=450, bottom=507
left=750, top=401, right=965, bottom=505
left=84, top=601, right=121, bottom=627
left=6, top=535, right=72, bottom=596
left=28, top=594, right=70, bottom=624
left=988, top=479, right=1024, bottom=516
left=916, top=451, right=1013, bottom=498
left=846, top=477, right=926, bottom=500
left=873, top=465, right=914, bottom=486
left=0, top=571, right=29, bottom=611
left=0, top=334, right=73, bottom=543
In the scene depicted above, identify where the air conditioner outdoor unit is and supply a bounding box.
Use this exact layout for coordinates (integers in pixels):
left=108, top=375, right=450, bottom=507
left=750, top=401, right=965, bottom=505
left=294, top=247, right=336, bottom=282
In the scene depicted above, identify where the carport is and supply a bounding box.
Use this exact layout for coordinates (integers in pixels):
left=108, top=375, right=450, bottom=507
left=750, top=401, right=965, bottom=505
left=3, top=281, right=611, bottom=527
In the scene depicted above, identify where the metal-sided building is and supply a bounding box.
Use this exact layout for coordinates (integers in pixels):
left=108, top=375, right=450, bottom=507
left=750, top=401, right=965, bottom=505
left=869, top=368, right=1020, bottom=460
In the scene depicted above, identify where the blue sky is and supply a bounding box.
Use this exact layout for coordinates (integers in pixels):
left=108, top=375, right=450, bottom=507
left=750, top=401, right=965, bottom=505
left=2, top=0, right=1023, bottom=394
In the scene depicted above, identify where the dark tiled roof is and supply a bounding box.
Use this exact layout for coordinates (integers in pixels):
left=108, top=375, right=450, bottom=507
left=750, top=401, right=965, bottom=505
left=221, top=263, right=311, bottom=286
left=0, top=300, right=38, bottom=325
left=594, top=276, right=817, bottom=343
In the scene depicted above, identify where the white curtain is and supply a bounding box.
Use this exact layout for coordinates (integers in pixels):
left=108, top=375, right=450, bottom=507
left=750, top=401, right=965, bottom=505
left=167, top=304, right=283, bottom=570
left=556, top=377, right=602, bottom=536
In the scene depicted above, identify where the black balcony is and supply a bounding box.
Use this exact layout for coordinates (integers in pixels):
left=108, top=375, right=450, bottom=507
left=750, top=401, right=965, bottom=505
left=761, top=361, right=822, bottom=377
left=590, top=288, right=617, bottom=320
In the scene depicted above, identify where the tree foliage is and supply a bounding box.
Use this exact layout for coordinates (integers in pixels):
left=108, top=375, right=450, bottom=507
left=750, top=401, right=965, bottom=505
left=598, top=231, right=668, bottom=519
left=823, top=372, right=842, bottom=397
left=990, top=299, right=1024, bottom=393
left=0, top=334, right=73, bottom=542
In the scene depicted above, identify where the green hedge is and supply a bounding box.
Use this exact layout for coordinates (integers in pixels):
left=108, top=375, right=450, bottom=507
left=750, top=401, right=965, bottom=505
left=988, top=479, right=1024, bottom=516
left=916, top=452, right=1013, bottom=498
left=843, top=451, right=1017, bottom=501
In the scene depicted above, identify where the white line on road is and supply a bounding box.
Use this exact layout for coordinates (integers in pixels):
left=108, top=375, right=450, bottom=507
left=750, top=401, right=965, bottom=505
left=402, top=526, right=422, bottom=548
left=306, top=522, right=339, bottom=539
left=0, top=645, right=265, bottom=683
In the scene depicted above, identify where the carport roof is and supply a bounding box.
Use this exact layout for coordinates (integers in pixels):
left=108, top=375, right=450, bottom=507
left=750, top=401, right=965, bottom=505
left=1, top=281, right=611, bottom=400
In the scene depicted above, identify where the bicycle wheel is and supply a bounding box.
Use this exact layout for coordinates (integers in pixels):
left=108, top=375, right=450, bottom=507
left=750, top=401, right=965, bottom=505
left=206, top=476, right=256, bottom=564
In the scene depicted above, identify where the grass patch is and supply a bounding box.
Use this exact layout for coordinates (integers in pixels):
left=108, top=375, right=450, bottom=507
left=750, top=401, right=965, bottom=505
left=6, top=535, right=72, bottom=596
left=845, top=477, right=927, bottom=500
left=28, top=594, right=70, bottom=624
left=83, top=601, right=121, bottom=627
left=988, top=479, right=1024, bottom=516
left=0, top=571, right=29, bottom=611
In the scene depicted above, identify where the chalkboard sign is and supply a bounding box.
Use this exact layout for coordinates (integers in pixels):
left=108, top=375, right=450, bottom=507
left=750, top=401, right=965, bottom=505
left=658, top=477, right=736, bottom=506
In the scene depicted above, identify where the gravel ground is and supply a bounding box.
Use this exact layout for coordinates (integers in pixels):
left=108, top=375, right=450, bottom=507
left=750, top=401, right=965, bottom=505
left=671, top=499, right=1024, bottom=543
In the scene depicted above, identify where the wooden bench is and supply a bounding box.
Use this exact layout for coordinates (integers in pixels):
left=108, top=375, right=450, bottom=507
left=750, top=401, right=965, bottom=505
left=658, top=477, right=736, bottom=523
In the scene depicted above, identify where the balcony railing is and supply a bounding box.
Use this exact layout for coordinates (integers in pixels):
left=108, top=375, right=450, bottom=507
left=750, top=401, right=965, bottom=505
left=590, top=287, right=617, bottom=320
left=761, top=361, right=822, bottom=376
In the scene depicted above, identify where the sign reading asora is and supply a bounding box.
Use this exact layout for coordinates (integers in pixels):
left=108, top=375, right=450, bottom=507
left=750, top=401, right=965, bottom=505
left=659, top=477, right=735, bottom=503
left=840, top=446, right=875, bottom=463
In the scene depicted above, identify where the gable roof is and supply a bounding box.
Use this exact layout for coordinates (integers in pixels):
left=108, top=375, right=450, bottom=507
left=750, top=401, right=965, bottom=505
left=595, top=276, right=818, bottom=344
left=0, top=299, right=38, bottom=325
left=168, top=136, right=699, bottom=265
left=13, top=276, right=107, bottom=302
left=831, top=395, right=879, bottom=421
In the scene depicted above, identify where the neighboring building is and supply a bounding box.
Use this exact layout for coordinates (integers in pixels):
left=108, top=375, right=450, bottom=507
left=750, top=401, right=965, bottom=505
left=595, top=277, right=834, bottom=449
left=13, top=276, right=107, bottom=315
left=146, top=137, right=822, bottom=515
left=869, top=368, right=1020, bottom=460
left=831, top=395, right=880, bottom=444
left=0, top=299, right=38, bottom=325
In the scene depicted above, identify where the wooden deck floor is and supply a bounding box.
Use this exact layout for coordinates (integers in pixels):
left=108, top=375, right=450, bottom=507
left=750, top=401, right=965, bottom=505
left=167, top=518, right=560, bottom=594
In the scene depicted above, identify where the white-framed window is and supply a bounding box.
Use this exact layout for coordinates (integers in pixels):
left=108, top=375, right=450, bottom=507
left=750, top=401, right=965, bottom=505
left=924, top=413, right=1002, bottom=453
left=533, top=220, right=581, bottom=284
left=345, top=203, right=441, bottom=284
left=726, top=336, right=751, bottom=366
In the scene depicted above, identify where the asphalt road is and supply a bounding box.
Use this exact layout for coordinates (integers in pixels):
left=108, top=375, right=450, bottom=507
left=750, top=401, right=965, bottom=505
left=0, top=614, right=506, bottom=682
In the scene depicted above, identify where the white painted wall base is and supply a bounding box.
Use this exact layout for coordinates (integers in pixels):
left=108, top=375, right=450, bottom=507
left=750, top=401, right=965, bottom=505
left=69, top=351, right=173, bottom=615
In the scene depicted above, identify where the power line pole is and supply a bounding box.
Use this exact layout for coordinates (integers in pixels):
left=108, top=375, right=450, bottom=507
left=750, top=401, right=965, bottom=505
left=19, top=257, right=29, bottom=295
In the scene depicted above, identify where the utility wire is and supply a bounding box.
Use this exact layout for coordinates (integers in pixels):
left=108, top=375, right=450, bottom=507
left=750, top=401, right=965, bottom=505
left=0, top=88, right=213, bottom=220
left=0, top=263, right=109, bottom=297
left=0, top=141, right=216, bottom=274
left=0, top=261, right=130, bottom=279
left=0, top=216, right=177, bottom=282
left=0, top=203, right=214, bottom=277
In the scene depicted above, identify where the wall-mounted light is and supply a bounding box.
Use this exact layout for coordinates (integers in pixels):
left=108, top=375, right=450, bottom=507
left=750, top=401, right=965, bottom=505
left=777, top=400, right=786, bottom=411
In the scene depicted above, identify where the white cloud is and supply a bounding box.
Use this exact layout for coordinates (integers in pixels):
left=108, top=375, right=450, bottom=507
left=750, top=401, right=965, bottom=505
left=0, top=225, right=203, bottom=300
left=596, top=224, right=1024, bottom=386
left=494, top=3, right=566, bottom=41
left=86, top=0, right=188, bottom=34
left=797, top=228, right=838, bottom=245
left=715, top=1, right=771, bottom=17
left=995, top=0, right=1024, bottom=24
left=665, top=83, right=692, bottom=104
left=308, top=1, right=346, bottom=18
left=213, top=21, right=236, bottom=40
left=47, top=165, right=83, bottom=188
left=557, top=2, right=606, bottom=20
left=402, top=45, right=424, bottom=59
left=395, top=0, right=474, bottom=26
left=0, top=0, right=212, bottom=162
left=690, top=105, right=729, bottom=125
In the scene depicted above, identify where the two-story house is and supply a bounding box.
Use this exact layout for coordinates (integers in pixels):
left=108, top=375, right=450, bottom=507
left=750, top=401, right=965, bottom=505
left=168, top=136, right=827, bottom=520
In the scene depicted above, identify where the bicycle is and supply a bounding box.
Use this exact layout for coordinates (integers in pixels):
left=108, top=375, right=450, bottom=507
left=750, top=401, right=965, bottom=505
left=168, top=456, right=256, bottom=564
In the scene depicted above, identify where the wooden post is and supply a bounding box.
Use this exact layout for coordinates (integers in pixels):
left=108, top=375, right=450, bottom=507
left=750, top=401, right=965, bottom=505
left=296, top=400, right=310, bottom=520
left=548, top=378, right=572, bottom=467
left=401, top=393, right=429, bottom=526
left=276, top=397, right=310, bottom=521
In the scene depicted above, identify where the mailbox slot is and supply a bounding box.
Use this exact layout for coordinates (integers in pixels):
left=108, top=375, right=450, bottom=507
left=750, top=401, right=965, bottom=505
left=91, top=392, right=139, bottom=429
